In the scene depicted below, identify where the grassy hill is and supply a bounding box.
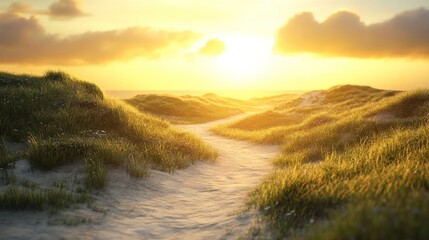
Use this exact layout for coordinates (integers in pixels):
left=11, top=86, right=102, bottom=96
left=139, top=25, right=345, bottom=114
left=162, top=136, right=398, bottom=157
left=126, top=93, right=249, bottom=123
left=0, top=71, right=217, bottom=210
left=248, top=93, right=300, bottom=106
left=213, top=85, right=429, bottom=239
left=126, top=92, right=298, bottom=124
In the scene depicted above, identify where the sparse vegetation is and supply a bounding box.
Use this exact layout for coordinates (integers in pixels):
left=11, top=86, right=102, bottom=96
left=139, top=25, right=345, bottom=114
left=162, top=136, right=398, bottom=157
left=0, top=71, right=217, bottom=210
left=0, top=138, right=24, bottom=171
left=126, top=153, right=149, bottom=178
left=213, top=85, right=429, bottom=239
left=84, top=155, right=106, bottom=189
left=0, top=138, right=13, bottom=169
left=0, top=186, right=87, bottom=211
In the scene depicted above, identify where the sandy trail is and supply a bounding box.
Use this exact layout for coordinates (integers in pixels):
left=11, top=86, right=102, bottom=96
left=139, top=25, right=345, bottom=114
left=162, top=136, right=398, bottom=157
left=0, top=114, right=279, bottom=240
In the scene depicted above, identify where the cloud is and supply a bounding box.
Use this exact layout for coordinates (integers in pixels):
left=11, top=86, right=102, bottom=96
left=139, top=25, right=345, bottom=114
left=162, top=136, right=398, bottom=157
left=198, top=39, right=225, bottom=56
left=48, top=0, right=87, bottom=20
left=5, top=0, right=87, bottom=20
left=275, top=8, right=429, bottom=58
left=185, top=38, right=225, bottom=61
left=0, top=13, right=201, bottom=65
left=7, top=2, right=34, bottom=14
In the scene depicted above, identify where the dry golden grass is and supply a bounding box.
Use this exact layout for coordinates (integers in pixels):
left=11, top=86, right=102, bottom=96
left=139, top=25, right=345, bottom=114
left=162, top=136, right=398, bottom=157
left=213, top=85, right=429, bottom=239
left=126, top=93, right=246, bottom=123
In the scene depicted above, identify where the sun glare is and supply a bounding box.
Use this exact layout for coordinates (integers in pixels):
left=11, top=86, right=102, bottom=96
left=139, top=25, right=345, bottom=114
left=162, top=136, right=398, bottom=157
left=214, top=35, right=271, bottom=81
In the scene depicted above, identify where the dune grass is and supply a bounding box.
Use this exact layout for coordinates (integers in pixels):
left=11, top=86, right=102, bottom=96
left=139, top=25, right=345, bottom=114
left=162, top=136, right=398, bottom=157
left=125, top=93, right=249, bottom=123
left=248, top=93, right=300, bottom=106
left=213, top=85, right=429, bottom=239
left=0, top=186, right=87, bottom=211
left=0, top=138, right=12, bottom=169
left=84, top=155, right=106, bottom=189
left=0, top=71, right=217, bottom=210
left=0, top=138, right=27, bottom=169
left=125, top=92, right=298, bottom=124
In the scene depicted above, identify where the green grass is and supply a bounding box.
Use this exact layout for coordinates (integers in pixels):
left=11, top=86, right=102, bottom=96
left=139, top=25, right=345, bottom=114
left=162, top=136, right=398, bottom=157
left=0, top=70, right=216, bottom=170
left=213, top=85, right=429, bottom=239
left=84, top=155, right=106, bottom=189
left=126, top=93, right=248, bottom=123
left=0, top=186, right=87, bottom=211
left=0, top=138, right=12, bottom=169
left=0, top=70, right=217, bottom=209
left=0, top=138, right=22, bottom=170
left=126, top=153, right=149, bottom=178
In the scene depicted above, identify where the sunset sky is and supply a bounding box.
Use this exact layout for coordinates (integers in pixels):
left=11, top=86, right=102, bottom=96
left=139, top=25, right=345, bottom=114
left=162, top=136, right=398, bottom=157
left=1, top=0, right=429, bottom=92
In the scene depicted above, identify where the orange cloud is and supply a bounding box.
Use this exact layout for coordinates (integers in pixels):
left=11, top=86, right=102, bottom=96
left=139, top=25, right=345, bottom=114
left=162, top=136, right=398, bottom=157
left=48, top=0, right=87, bottom=20
left=198, top=39, right=225, bottom=56
left=0, top=13, right=200, bottom=65
left=275, top=8, right=429, bottom=58
left=5, top=0, right=87, bottom=20
left=7, top=2, right=34, bottom=14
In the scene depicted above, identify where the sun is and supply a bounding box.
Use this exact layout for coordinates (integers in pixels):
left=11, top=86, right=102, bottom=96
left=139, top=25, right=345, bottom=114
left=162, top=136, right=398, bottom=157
left=214, top=35, right=271, bottom=81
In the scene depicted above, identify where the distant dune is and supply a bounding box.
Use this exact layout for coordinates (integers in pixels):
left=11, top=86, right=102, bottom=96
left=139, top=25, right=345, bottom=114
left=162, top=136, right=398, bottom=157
left=126, top=92, right=298, bottom=123
left=125, top=93, right=246, bottom=123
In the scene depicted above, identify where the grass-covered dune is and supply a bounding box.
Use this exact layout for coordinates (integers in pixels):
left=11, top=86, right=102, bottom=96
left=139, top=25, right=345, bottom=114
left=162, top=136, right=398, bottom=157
left=0, top=71, right=217, bottom=210
left=213, top=85, right=404, bottom=142
left=214, top=85, right=429, bottom=239
left=125, top=92, right=299, bottom=124
left=248, top=93, right=299, bottom=106
left=126, top=93, right=249, bottom=123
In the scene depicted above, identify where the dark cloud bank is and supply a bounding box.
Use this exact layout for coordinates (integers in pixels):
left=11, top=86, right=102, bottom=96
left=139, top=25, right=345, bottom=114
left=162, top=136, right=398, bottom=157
left=0, top=13, right=200, bottom=65
left=275, top=8, right=429, bottom=58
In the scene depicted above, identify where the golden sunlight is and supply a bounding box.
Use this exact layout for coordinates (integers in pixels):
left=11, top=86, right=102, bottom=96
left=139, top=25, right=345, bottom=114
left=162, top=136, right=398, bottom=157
left=214, top=35, right=271, bottom=81
left=1, top=1, right=429, bottom=239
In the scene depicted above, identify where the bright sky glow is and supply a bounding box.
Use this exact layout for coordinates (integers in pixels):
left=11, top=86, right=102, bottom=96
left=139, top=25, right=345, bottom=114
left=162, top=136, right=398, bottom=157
left=0, top=0, right=428, bottom=92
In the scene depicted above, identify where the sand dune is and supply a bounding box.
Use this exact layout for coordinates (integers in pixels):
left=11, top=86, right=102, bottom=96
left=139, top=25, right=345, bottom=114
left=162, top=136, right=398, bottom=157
left=0, top=114, right=279, bottom=239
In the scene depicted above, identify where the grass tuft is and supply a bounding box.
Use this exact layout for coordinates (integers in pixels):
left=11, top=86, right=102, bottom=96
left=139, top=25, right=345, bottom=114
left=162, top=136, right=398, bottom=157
left=44, top=70, right=73, bottom=82
left=126, top=153, right=149, bottom=178
left=0, top=138, right=14, bottom=169
left=84, top=155, right=106, bottom=189
left=0, top=186, right=87, bottom=211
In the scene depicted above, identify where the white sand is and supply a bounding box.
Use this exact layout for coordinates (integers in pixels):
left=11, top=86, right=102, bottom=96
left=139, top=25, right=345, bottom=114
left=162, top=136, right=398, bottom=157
left=0, top=114, right=279, bottom=240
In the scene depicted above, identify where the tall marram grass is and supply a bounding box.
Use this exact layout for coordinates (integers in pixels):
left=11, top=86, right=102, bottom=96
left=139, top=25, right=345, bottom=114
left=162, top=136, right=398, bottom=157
left=213, top=85, right=429, bottom=239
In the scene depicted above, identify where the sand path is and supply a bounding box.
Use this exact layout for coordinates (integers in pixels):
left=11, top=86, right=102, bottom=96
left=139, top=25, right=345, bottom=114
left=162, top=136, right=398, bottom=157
left=0, top=114, right=279, bottom=240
